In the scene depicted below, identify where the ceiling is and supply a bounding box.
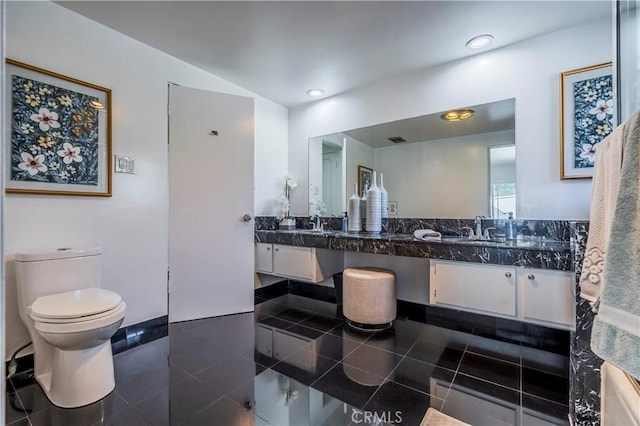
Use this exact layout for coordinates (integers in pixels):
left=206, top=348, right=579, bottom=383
left=342, top=98, right=515, bottom=148
left=57, top=1, right=611, bottom=108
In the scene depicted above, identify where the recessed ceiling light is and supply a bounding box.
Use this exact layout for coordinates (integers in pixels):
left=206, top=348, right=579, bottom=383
left=440, top=109, right=475, bottom=122
left=307, top=89, right=325, bottom=98
left=466, top=34, right=494, bottom=49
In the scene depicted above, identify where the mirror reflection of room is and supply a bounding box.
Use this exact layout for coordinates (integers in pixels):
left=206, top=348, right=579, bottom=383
left=308, top=98, right=516, bottom=219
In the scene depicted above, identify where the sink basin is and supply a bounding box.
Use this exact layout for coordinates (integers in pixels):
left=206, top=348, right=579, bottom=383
left=292, top=229, right=332, bottom=235
left=440, top=236, right=505, bottom=243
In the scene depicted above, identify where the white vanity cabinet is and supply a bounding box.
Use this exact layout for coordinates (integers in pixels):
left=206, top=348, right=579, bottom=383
left=429, top=261, right=517, bottom=317
left=256, top=242, right=274, bottom=273
left=255, top=243, right=343, bottom=283
left=520, top=268, right=575, bottom=329
left=430, top=260, right=574, bottom=330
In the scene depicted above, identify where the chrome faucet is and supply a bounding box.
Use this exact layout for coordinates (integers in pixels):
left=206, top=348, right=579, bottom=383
left=461, top=226, right=475, bottom=238
left=483, top=227, right=497, bottom=239
left=311, top=215, right=324, bottom=231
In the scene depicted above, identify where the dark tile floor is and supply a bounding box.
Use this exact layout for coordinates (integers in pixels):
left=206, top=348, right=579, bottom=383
left=6, top=294, right=570, bottom=425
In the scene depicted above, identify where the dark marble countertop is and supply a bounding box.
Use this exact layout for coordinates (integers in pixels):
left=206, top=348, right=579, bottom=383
left=255, top=229, right=572, bottom=271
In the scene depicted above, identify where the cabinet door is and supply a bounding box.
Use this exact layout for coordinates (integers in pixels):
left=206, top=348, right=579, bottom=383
left=432, top=261, right=516, bottom=317
left=273, top=245, right=314, bottom=281
left=522, top=269, right=575, bottom=328
left=256, top=243, right=273, bottom=273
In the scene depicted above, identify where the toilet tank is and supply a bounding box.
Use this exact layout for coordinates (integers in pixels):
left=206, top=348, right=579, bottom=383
left=15, top=247, right=103, bottom=311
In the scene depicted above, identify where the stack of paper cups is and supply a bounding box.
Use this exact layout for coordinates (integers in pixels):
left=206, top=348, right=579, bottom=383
left=380, top=173, right=388, bottom=219
left=366, top=171, right=382, bottom=233
left=348, top=183, right=361, bottom=232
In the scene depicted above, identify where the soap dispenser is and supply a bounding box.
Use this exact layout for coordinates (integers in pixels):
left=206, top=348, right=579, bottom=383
left=504, top=212, right=516, bottom=240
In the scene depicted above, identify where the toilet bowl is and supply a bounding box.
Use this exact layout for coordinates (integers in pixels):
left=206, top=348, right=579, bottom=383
left=15, top=247, right=126, bottom=408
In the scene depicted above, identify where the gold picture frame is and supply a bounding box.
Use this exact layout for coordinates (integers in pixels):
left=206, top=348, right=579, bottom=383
left=357, top=165, right=373, bottom=197
left=560, top=62, right=614, bottom=179
left=5, top=59, right=112, bottom=196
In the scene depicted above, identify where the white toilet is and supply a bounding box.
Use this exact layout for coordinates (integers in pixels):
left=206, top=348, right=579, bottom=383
left=15, top=247, right=126, bottom=408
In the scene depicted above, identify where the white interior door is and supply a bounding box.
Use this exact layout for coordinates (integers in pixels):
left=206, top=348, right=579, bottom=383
left=168, top=85, right=254, bottom=322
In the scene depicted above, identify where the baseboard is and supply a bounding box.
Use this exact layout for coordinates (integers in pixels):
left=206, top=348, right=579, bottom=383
left=260, top=281, right=569, bottom=354
left=7, top=315, right=168, bottom=390
left=111, top=315, right=168, bottom=355
left=6, top=356, right=35, bottom=390
left=254, top=280, right=288, bottom=302
left=397, top=299, right=427, bottom=323
left=288, top=280, right=337, bottom=303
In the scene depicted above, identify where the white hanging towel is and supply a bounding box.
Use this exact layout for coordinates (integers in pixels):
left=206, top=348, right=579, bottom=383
left=591, top=110, right=640, bottom=380
left=578, top=122, right=625, bottom=309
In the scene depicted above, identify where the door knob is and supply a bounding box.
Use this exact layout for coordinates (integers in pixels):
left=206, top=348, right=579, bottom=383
left=243, top=214, right=252, bottom=222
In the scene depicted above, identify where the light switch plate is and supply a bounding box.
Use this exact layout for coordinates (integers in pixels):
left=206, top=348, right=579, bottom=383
left=114, top=155, right=135, bottom=174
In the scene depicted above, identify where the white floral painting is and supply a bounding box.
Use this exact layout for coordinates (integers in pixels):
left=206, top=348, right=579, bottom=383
left=560, top=62, right=615, bottom=179
left=5, top=59, right=112, bottom=196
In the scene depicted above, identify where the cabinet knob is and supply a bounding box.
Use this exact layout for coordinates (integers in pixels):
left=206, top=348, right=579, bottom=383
left=275, top=248, right=279, bottom=252
left=266, top=247, right=271, bottom=251
left=505, top=272, right=512, bottom=278
left=243, top=214, right=252, bottom=222
left=528, top=274, right=535, bottom=280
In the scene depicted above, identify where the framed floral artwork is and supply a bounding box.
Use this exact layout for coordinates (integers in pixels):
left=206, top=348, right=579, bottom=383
left=560, top=62, right=614, bottom=179
left=357, top=165, right=372, bottom=197
left=5, top=59, right=112, bottom=196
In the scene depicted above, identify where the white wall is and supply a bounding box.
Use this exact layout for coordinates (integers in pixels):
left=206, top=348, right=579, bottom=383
left=308, top=137, right=323, bottom=214
left=4, top=1, right=288, bottom=359
left=289, top=18, right=612, bottom=220
left=345, top=135, right=374, bottom=200
left=374, top=130, right=514, bottom=218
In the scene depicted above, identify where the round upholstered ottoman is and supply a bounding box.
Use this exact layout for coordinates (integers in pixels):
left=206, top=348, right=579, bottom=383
left=342, top=267, right=396, bottom=331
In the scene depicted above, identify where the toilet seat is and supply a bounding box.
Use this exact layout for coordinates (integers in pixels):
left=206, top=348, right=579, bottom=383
left=33, top=302, right=126, bottom=334
left=31, top=288, right=122, bottom=320
left=30, top=288, right=126, bottom=334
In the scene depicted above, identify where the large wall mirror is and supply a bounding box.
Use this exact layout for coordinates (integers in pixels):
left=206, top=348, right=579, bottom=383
left=308, top=98, right=516, bottom=219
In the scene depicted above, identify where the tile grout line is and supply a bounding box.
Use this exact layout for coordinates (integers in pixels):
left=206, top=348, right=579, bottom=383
left=439, top=343, right=469, bottom=410
left=307, top=330, right=370, bottom=390
left=358, top=333, right=419, bottom=412
left=7, top=379, right=33, bottom=425
left=521, top=389, right=571, bottom=408
left=464, top=348, right=523, bottom=368
left=519, top=352, right=524, bottom=426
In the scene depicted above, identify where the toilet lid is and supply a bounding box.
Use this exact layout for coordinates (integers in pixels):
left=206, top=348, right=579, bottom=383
left=31, top=288, right=122, bottom=319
